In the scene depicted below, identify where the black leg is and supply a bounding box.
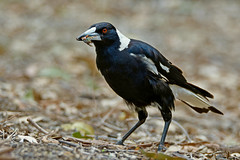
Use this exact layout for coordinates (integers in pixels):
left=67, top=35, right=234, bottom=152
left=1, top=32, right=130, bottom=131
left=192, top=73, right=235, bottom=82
left=158, top=110, right=172, bottom=152
left=116, top=108, right=148, bottom=145
left=158, top=120, right=171, bottom=152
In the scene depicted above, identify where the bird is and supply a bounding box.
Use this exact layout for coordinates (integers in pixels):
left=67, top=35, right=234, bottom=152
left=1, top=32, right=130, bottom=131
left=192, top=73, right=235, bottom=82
left=76, top=22, right=223, bottom=152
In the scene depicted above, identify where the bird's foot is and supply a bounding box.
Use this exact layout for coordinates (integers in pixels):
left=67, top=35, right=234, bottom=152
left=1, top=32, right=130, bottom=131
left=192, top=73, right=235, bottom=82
left=116, top=140, right=124, bottom=145
left=157, top=144, right=167, bottom=152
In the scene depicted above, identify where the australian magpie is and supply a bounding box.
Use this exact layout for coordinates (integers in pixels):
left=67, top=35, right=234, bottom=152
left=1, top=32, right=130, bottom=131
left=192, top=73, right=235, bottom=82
left=76, top=22, right=223, bottom=151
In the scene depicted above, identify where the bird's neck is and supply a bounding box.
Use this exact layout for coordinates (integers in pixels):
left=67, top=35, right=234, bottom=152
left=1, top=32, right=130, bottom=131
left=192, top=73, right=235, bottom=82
left=116, top=29, right=131, bottom=51
left=94, top=29, right=130, bottom=55
left=94, top=42, right=122, bottom=72
left=94, top=41, right=120, bottom=56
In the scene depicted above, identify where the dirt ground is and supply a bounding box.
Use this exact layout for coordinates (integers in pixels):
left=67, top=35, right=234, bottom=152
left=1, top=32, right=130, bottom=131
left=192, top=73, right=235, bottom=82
left=0, top=0, right=240, bottom=159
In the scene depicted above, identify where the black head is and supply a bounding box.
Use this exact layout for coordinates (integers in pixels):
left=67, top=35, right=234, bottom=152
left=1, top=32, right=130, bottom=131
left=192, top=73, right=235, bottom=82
left=77, top=22, right=119, bottom=47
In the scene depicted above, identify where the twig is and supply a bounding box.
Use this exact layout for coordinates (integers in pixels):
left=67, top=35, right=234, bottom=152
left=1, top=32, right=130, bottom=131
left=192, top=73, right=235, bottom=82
left=96, top=108, right=115, bottom=127
left=0, top=114, right=17, bottom=123
left=102, top=149, right=139, bottom=153
left=0, top=139, right=11, bottom=146
left=172, top=152, right=192, bottom=160
left=63, top=136, right=93, bottom=145
left=179, top=141, right=209, bottom=146
left=0, top=156, right=15, bottom=160
left=61, top=145, right=74, bottom=151
left=172, top=119, right=192, bottom=142
left=102, top=122, right=125, bottom=131
left=0, top=147, right=14, bottom=155
left=27, top=118, right=49, bottom=135
left=210, top=145, right=240, bottom=154
left=2, top=130, right=5, bottom=139
left=86, top=135, right=118, bottom=141
left=137, top=143, right=154, bottom=148
left=63, top=136, right=116, bottom=147
left=136, top=117, right=192, bottom=142
left=58, top=140, right=78, bottom=147
left=6, top=128, right=18, bottom=139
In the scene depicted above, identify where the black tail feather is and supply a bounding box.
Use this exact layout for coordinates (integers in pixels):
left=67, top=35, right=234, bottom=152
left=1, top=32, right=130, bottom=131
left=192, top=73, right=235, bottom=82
left=181, top=100, right=223, bottom=115
left=208, top=106, right=224, bottom=115
left=185, top=83, right=214, bottom=99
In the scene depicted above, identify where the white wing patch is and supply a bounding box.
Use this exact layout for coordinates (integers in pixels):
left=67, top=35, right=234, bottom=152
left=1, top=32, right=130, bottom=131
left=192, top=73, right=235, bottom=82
left=130, top=53, right=158, bottom=75
left=160, top=63, right=170, bottom=73
left=116, top=29, right=130, bottom=51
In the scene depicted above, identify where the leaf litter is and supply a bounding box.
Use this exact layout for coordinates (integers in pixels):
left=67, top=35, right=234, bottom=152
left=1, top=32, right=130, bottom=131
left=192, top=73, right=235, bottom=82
left=0, top=0, right=240, bottom=159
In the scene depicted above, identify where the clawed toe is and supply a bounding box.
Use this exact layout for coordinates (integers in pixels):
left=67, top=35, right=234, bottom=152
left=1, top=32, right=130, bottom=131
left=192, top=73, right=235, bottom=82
left=157, top=144, right=167, bottom=152
left=116, top=141, right=124, bottom=145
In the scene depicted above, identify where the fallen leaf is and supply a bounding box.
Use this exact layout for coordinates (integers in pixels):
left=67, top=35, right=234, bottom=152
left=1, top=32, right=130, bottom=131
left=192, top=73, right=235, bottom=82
left=166, top=145, right=183, bottom=152
left=39, top=67, right=71, bottom=80
left=18, top=135, right=38, bottom=143
left=141, top=150, right=186, bottom=160
left=72, top=132, right=93, bottom=139
left=17, top=116, right=43, bottom=124
left=23, top=88, right=42, bottom=102
left=61, top=121, right=94, bottom=137
left=42, top=136, right=59, bottom=144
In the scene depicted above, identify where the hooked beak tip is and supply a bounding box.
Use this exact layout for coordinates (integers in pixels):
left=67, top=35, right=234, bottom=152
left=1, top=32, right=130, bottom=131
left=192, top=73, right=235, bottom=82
left=76, top=36, right=82, bottom=41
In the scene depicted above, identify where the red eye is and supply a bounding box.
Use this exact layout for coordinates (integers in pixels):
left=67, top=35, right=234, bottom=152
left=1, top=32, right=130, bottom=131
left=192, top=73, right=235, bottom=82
left=102, top=28, right=107, bottom=34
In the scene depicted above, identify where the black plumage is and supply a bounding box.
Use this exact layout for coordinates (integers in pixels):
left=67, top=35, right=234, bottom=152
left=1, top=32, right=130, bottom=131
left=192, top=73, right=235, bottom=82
left=76, top=22, right=223, bottom=151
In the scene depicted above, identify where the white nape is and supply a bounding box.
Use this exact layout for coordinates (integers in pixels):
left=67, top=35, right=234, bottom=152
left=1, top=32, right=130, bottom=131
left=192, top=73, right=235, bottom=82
left=160, top=63, right=170, bottom=73
left=116, top=29, right=130, bottom=51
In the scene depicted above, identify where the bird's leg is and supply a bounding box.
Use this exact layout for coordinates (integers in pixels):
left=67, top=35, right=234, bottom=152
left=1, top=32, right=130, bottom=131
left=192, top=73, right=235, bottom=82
left=158, top=119, right=171, bottom=152
left=158, top=110, right=172, bottom=152
left=116, top=108, right=148, bottom=145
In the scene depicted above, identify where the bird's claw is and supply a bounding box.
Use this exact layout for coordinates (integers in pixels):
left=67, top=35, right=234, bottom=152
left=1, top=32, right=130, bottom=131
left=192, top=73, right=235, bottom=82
left=116, top=140, right=124, bottom=145
left=157, top=144, right=167, bottom=152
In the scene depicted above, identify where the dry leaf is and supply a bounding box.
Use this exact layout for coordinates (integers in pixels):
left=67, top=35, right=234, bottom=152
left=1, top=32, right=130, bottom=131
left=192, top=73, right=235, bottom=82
left=42, top=136, right=59, bottom=144
left=61, top=121, right=94, bottom=136
left=141, top=150, right=186, bottom=160
left=18, top=135, right=38, bottom=143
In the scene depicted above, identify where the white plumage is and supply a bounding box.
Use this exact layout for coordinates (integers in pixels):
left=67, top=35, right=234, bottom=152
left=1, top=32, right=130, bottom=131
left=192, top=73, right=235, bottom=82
left=170, top=84, right=211, bottom=109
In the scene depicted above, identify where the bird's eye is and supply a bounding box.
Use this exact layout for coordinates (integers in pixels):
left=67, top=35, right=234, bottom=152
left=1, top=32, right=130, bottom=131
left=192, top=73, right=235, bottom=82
left=102, top=28, right=108, bottom=34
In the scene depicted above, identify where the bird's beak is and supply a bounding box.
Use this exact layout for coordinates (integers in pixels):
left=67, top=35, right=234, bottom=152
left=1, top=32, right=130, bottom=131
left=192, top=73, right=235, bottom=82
left=76, top=27, right=101, bottom=46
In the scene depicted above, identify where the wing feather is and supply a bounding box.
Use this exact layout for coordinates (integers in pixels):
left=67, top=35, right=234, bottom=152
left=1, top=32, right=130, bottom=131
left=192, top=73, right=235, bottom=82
left=128, top=39, right=213, bottom=99
left=128, top=39, right=223, bottom=115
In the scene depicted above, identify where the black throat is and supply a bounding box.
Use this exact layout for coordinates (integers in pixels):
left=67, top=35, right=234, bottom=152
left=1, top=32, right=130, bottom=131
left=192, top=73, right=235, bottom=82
left=94, top=39, right=123, bottom=73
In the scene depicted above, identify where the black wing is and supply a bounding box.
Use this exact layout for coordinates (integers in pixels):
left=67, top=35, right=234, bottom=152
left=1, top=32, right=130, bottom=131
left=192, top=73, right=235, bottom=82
left=128, top=39, right=213, bottom=99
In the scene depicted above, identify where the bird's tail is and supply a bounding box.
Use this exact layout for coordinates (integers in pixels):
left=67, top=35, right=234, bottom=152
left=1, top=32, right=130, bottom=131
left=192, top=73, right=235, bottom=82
left=169, top=84, right=223, bottom=115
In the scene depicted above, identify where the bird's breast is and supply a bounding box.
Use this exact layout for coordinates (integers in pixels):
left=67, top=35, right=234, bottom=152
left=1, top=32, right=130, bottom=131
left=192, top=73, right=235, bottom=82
left=96, top=53, right=154, bottom=105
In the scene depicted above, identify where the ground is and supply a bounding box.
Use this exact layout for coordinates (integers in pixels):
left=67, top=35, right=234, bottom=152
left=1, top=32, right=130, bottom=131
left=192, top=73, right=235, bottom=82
left=0, top=0, right=240, bottom=159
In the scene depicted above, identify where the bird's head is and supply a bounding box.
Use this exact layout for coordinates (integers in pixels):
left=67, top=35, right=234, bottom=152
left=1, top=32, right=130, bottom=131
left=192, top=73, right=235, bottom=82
left=77, top=22, right=130, bottom=50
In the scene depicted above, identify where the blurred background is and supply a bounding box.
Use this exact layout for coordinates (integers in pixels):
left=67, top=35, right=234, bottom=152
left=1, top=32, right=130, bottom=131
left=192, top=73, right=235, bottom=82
left=0, top=0, right=240, bottom=157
